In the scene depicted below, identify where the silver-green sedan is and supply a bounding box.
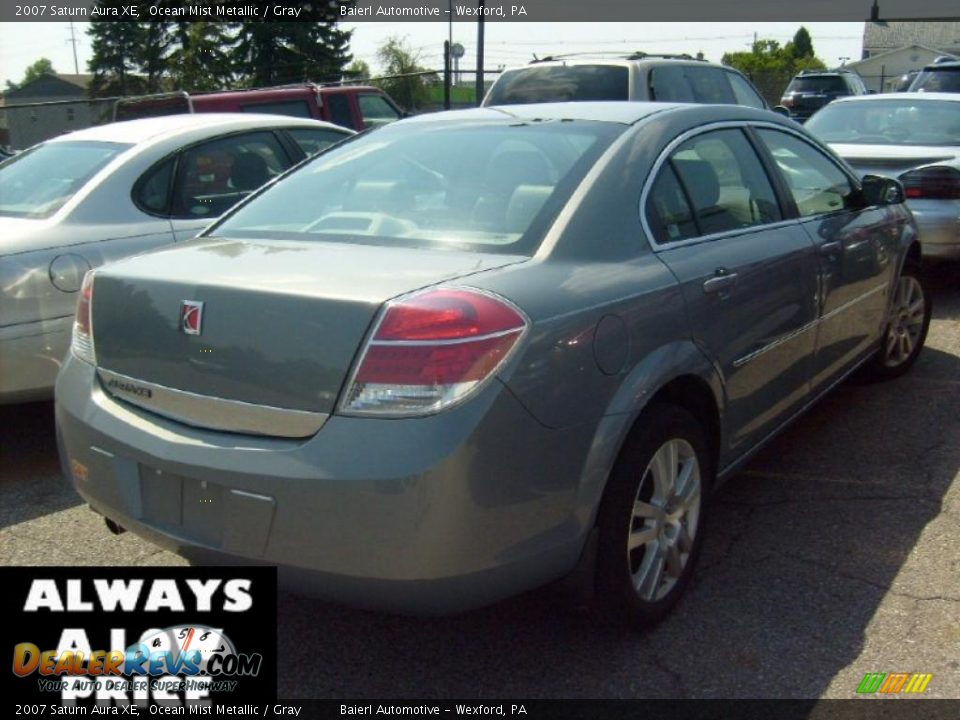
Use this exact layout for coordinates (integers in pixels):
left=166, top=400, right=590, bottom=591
left=55, top=102, right=930, bottom=625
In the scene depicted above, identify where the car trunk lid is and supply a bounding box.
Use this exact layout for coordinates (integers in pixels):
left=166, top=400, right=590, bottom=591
left=91, top=237, right=525, bottom=434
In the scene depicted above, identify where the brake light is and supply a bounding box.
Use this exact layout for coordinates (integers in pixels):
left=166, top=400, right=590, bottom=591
left=900, top=166, right=960, bottom=200
left=341, top=288, right=527, bottom=416
left=71, top=271, right=96, bottom=365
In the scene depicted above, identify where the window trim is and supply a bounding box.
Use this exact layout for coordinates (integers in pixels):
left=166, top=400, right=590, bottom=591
left=639, top=120, right=803, bottom=252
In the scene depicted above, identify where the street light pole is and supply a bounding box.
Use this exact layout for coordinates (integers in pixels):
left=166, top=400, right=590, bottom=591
left=476, top=0, right=485, bottom=105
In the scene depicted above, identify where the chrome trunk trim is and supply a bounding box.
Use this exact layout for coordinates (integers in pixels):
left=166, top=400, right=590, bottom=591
left=96, top=368, right=328, bottom=438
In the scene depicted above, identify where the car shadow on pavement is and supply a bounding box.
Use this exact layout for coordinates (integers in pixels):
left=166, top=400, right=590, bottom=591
left=0, top=401, right=81, bottom=530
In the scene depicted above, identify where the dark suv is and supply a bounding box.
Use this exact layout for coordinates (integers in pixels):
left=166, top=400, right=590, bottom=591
left=482, top=53, right=768, bottom=110
left=779, top=69, right=869, bottom=122
left=908, top=58, right=960, bottom=93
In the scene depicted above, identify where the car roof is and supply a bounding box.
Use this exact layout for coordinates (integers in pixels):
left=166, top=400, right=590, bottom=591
left=825, top=92, right=960, bottom=104
left=48, top=113, right=336, bottom=145
left=403, top=102, right=694, bottom=126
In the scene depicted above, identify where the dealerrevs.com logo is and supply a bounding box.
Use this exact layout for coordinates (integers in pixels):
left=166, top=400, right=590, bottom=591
left=2, top=568, right=277, bottom=707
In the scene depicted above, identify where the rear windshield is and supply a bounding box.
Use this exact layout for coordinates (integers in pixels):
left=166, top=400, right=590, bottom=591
left=213, top=120, right=622, bottom=256
left=786, top=76, right=847, bottom=94
left=0, top=140, right=131, bottom=219
left=911, top=67, right=960, bottom=93
left=805, top=99, right=960, bottom=146
left=485, top=65, right=630, bottom=105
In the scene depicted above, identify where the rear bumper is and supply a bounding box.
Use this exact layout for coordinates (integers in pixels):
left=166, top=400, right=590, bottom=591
left=908, top=200, right=960, bottom=260
left=55, top=354, right=592, bottom=614
left=0, top=315, right=72, bottom=404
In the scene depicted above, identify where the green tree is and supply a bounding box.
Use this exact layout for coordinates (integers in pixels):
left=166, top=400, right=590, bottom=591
left=231, top=3, right=353, bottom=87
left=374, top=36, right=433, bottom=111
left=343, top=59, right=371, bottom=82
left=167, top=21, right=236, bottom=91
left=5, top=57, right=56, bottom=91
left=722, top=30, right=826, bottom=106
left=787, top=26, right=815, bottom=60
left=87, top=10, right=146, bottom=97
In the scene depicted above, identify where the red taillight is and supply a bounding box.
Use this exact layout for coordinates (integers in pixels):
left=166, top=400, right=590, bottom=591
left=900, top=166, right=960, bottom=200
left=342, top=289, right=527, bottom=416
left=71, top=271, right=96, bottom=364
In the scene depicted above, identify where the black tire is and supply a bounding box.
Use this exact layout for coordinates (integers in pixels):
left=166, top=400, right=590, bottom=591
left=594, top=403, right=714, bottom=628
left=863, top=260, right=931, bottom=381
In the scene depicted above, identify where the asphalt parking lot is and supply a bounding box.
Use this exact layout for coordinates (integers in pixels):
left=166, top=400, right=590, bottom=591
left=1, top=262, right=957, bottom=700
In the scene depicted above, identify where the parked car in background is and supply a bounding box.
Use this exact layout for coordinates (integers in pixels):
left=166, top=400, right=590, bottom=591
left=895, top=70, right=921, bottom=92
left=909, top=58, right=960, bottom=93
left=56, top=102, right=928, bottom=626
left=805, top=92, right=960, bottom=260
left=779, top=69, right=869, bottom=122
left=0, top=113, right=352, bottom=403
left=482, top=53, right=769, bottom=109
left=114, top=84, right=405, bottom=132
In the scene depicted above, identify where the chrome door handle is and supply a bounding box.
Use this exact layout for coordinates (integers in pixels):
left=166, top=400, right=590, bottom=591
left=819, top=241, right=842, bottom=256
left=703, top=272, right=739, bottom=294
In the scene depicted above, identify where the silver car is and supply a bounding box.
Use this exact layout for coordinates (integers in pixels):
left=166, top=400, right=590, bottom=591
left=0, top=114, right=352, bottom=403
left=805, top=92, right=960, bottom=260
left=55, top=103, right=930, bottom=625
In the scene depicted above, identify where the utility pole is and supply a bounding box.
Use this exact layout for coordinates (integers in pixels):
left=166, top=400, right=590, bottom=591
left=67, top=21, right=80, bottom=74
left=476, top=0, right=485, bottom=105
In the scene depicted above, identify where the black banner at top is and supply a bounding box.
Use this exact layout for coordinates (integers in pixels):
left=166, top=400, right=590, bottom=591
left=2, top=0, right=959, bottom=23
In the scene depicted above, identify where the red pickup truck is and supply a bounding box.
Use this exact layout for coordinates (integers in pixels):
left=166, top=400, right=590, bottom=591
left=114, top=84, right=404, bottom=131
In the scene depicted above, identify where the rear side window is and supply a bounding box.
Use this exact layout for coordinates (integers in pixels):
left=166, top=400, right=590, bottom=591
left=727, top=72, right=766, bottom=108
left=240, top=100, right=312, bottom=118
left=172, top=131, right=291, bottom=219
left=650, top=66, right=695, bottom=102
left=755, top=129, right=854, bottom=217
left=326, top=94, right=354, bottom=128
left=646, top=128, right=781, bottom=242
left=685, top=67, right=736, bottom=104
left=485, top=65, right=630, bottom=105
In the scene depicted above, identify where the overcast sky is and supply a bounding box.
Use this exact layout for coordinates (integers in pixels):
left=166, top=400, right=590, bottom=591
left=0, top=21, right=866, bottom=88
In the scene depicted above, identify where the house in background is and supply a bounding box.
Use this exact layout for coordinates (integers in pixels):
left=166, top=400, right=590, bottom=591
left=2, top=73, right=107, bottom=150
left=846, top=44, right=957, bottom=93
left=852, top=18, right=960, bottom=92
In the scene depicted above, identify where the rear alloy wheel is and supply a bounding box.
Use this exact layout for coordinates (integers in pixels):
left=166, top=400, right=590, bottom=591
left=595, top=404, right=712, bottom=628
left=866, top=261, right=931, bottom=380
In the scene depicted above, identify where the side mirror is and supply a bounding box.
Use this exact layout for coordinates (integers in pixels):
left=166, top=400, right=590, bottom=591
left=861, top=174, right=905, bottom=206
left=772, top=105, right=791, bottom=118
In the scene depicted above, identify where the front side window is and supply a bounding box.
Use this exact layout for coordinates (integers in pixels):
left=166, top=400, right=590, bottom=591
left=911, top=66, right=960, bottom=93
left=214, top=120, right=622, bottom=256
left=172, top=132, right=291, bottom=219
left=0, top=140, right=131, bottom=219
left=756, top=129, right=854, bottom=217
left=358, top=94, right=401, bottom=128
left=646, top=128, right=781, bottom=242
left=135, top=157, right=175, bottom=215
